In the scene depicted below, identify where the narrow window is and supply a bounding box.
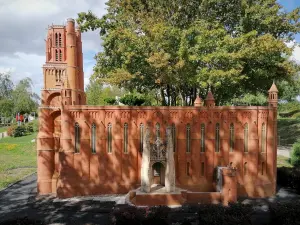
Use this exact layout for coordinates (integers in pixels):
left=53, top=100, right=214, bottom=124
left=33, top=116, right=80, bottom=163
left=91, top=123, right=96, bottom=154
left=108, top=123, right=112, bottom=153
left=261, top=162, right=265, bottom=175
left=215, top=123, right=220, bottom=152
left=123, top=123, right=128, bottom=153
left=55, top=49, right=58, bottom=61
left=230, top=123, right=234, bottom=152
left=201, top=162, right=205, bottom=176
left=59, top=50, right=62, bottom=61
left=244, top=162, right=248, bottom=175
left=187, top=162, right=190, bottom=176
left=140, top=123, right=144, bottom=152
left=172, top=123, right=176, bottom=152
left=186, top=124, right=191, bottom=153
left=244, top=123, right=249, bottom=152
left=261, top=123, right=266, bottom=153
left=156, top=123, right=160, bottom=139
left=55, top=33, right=58, bottom=47
left=75, top=122, right=80, bottom=153
left=59, top=33, right=62, bottom=47
left=201, top=123, right=205, bottom=152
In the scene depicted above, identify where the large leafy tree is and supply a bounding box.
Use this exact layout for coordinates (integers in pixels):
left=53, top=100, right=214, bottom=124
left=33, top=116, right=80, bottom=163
left=12, top=78, right=40, bottom=114
left=77, top=0, right=300, bottom=105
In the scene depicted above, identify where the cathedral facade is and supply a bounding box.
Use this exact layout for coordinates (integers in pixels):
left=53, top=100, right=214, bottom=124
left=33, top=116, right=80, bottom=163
left=37, top=18, right=278, bottom=205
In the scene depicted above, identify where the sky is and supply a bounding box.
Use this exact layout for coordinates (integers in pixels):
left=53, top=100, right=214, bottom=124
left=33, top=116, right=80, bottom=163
left=0, top=0, right=299, bottom=95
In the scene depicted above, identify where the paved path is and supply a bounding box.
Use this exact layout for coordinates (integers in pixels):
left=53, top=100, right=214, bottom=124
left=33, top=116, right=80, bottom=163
left=0, top=174, right=123, bottom=225
left=277, top=146, right=292, bottom=158
left=1, top=173, right=300, bottom=225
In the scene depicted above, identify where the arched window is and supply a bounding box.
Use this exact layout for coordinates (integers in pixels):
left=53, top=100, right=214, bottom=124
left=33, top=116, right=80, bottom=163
left=230, top=123, right=234, bottom=152
left=215, top=123, right=220, bottom=152
left=201, top=162, right=205, bottom=177
left=186, top=124, right=191, bottom=153
left=75, top=122, right=80, bottom=153
left=140, top=123, right=144, bottom=152
left=55, top=33, right=58, bottom=47
left=91, top=123, right=96, bottom=154
left=124, top=123, right=128, bottom=153
left=244, top=162, right=247, bottom=175
left=186, top=162, right=190, bottom=176
left=59, top=50, right=62, bottom=61
left=172, top=123, right=176, bottom=152
left=244, top=123, right=249, bottom=152
left=156, top=123, right=160, bottom=139
left=261, top=162, right=265, bottom=175
left=108, top=123, right=112, bottom=153
left=261, top=123, right=266, bottom=153
left=55, top=49, right=58, bottom=61
left=201, top=123, right=205, bottom=152
left=59, top=33, right=62, bottom=47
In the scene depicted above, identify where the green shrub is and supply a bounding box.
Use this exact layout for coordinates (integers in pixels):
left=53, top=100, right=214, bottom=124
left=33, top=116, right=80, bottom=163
left=119, top=93, right=147, bottom=106
left=292, top=112, right=300, bottom=119
left=104, top=97, right=117, bottom=105
left=14, top=125, right=27, bottom=137
left=31, top=119, right=39, bottom=132
left=25, top=122, right=34, bottom=133
left=291, top=141, right=300, bottom=167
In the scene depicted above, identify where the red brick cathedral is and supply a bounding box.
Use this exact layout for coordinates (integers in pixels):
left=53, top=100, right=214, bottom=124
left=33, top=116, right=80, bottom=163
left=37, top=18, right=278, bottom=206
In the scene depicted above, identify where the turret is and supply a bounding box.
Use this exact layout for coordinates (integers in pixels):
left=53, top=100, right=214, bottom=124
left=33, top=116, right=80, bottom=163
left=204, top=87, right=215, bottom=107
left=268, top=82, right=278, bottom=108
left=194, top=96, right=203, bottom=107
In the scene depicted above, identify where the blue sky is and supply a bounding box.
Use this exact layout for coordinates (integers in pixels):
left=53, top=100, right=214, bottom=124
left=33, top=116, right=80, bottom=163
left=0, top=0, right=299, bottom=95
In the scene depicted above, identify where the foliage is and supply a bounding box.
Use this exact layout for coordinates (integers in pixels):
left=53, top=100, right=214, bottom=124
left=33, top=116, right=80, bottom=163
left=229, top=92, right=267, bottom=106
left=0, top=99, right=14, bottom=117
left=278, top=101, right=300, bottom=113
left=104, top=97, right=117, bottom=105
left=25, top=122, right=34, bottom=133
left=277, top=75, right=300, bottom=102
left=12, top=78, right=40, bottom=114
left=277, top=167, right=300, bottom=194
left=77, top=0, right=300, bottom=105
left=293, top=112, right=300, bottom=119
left=277, top=119, right=300, bottom=146
left=0, top=71, right=14, bottom=100
left=269, top=201, right=300, bottom=225
left=119, top=92, right=149, bottom=106
left=14, top=125, right=27, bottom=137
left=291, top=141, right=300, bottom=167
left=86, top=79, right=127, bottom=105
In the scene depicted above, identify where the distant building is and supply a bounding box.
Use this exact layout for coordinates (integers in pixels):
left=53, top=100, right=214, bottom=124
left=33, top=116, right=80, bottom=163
left=37, top=18, right=278, bottom=206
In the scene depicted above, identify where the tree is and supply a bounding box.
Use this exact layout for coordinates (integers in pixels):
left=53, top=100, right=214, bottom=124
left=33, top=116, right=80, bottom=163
left=0, top=71, right=14, bottom=100
left=12, top=78, right=39, bottom=114
left=85, top=79, right=127, bottom=105
left=77, top=0, right=300, bottom=105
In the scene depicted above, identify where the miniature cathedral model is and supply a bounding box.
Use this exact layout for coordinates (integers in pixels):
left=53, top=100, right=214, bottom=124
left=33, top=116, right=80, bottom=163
left=37, top=18, right=278, bottom=206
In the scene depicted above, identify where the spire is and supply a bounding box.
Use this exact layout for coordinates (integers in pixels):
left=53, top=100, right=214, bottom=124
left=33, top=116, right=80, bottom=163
left=268, top=81, right=278, bottom=93
left=194, top=96, right=202, bottom=107
left=204, top=86, right=215, bottom=107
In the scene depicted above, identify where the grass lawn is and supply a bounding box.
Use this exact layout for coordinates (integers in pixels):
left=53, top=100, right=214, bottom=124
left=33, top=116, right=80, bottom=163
left=0, top=126, right=8, bottom=133
left=277, top=155, right=293, bottom=168
left=278, top=118, right=300, bottom=147
left=0, top=132, right=37, bottom=190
